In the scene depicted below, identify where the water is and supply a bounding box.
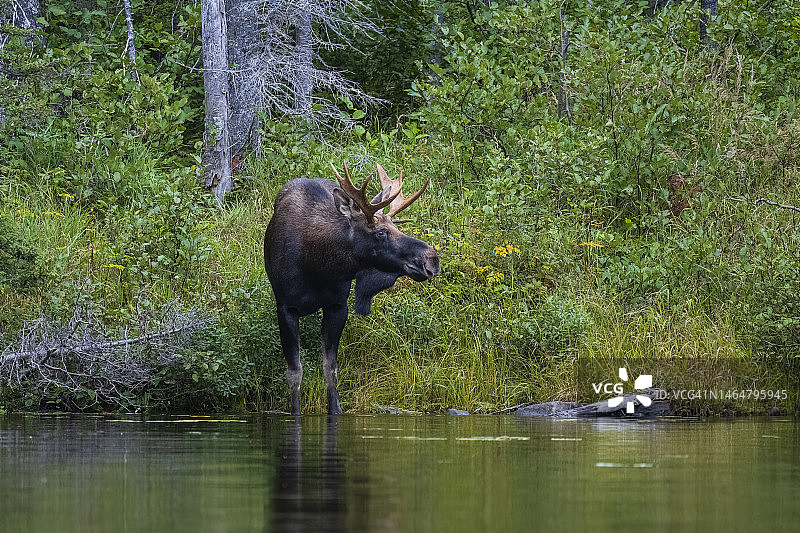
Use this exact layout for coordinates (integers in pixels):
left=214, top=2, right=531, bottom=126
left=1, top=414, right=798, bottom=532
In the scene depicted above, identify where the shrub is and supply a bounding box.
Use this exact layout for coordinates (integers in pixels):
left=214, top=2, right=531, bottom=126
left=0, top=214, right=46, bottom=293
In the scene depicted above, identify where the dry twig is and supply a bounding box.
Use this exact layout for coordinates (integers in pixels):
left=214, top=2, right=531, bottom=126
left=728, top=196, right=800, bottom=213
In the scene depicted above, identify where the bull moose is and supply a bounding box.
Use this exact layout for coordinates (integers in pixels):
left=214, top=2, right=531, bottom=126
left=264, top=162, right=440, bottom=414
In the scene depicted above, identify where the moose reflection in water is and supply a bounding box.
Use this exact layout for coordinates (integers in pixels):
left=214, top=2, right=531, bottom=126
left=264, top=162, right=440, bottom=414
left=270, top=417, right=347, bottom=533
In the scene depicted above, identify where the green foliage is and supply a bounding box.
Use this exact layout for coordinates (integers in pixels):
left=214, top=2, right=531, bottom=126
left=4, top=68, right=196, bottom=182
left=534, top=295, right=594, bottom=357
left=1, top=0, right=202, bottom=178
left=0, top=21, right=62, bottom=129
left=156, top=322, right=251, bottom=411
left=257, top=118, right=330, bottom=177
left=323, top=0, right=433, bottom=118
left=224, top=279, right=287, bottom=411
left=0, top=213, right=46, bottom=292
left=414, top=0, right=800, bottom=225
left=96, top=164, right=214, bottom=297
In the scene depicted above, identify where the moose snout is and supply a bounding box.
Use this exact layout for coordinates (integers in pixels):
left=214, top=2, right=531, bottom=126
left=424, top=250, right=441, bottom=278
left=406, top=247, right=440, bottom=281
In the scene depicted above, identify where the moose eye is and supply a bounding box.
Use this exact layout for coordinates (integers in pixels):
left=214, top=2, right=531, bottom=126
left=375, top=229, right=387, bottom=239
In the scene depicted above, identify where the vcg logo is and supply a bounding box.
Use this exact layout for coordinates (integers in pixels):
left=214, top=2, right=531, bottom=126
left=592, top=368, right=653, bottom=414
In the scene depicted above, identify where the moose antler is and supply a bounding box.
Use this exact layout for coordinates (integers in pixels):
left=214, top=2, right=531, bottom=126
left=375, top=163, right=430, bottom=218
left=330, top=161, right=401, bottom=221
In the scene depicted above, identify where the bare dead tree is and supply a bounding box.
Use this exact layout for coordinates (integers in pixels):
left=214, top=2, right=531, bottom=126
left=1, top=298, right=213, bottom=410
left=228, top=0, right=263, bottom=155
left=429, top=7, right=444, bottom=87
left=293, top=3, right=314, bottom=118
left=201, top=0, right=233, bottom=203
left=229, top=0, right=383, bottom=129
left=0, top=0, right=41, bottom=50
left=122, top=0, right=140, bottom=82
left=198, top=0, right=382, bottom=197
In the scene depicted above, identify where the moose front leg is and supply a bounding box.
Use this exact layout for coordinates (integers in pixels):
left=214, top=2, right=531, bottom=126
left=321, top=303, right=348, bottom=415
left=277, top=305, right=302, bottom=415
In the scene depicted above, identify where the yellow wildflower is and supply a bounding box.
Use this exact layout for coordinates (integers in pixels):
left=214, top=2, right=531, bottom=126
left=103, top=264, right=125, bottom=270
left=59, top=193, right=75, bottom=199
left=487, top=271, right=505, bottom=285
left=42, top=211, right=64, bottom=217
left=494, top=244, right=521, bottom=257
left=578, top=242, right=604, bottom=247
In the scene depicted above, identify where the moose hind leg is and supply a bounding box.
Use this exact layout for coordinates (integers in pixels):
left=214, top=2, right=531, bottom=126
left=321, top=303, right=348, bottom=415
left=277, top=305, right=302, bottom=414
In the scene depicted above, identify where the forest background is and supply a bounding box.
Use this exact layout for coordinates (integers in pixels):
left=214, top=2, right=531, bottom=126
left=1, top=0, right=798, bottom=414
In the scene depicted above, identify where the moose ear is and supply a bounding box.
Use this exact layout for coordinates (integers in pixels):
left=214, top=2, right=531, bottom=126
left=354, top=269, right=400, bottom=315
left=333, top=187, right=359, bottom=220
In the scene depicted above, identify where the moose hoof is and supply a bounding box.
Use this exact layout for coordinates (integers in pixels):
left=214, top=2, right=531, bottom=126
left=289, top=397, right=301, bottom=415
left=327, top=400, right=343, bottom=415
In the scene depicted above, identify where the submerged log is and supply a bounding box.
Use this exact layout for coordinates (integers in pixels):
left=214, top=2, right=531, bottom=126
left=514, top=401, right=581, bottom=417
left=515, top=389, right=670, bottom=418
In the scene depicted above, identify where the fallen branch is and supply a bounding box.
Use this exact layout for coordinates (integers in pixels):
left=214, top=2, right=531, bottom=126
left=490, top=402, right=537, bottom=415
left=1, top=297, right=214, bottom=409
left=728, top=196, right=800, bottom=213
left=1, top=322, right=210, bottom=364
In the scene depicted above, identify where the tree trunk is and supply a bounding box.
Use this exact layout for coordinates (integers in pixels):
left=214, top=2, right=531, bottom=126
left=227, top=0, right=261, bottom=158
left=0, top=0, right=43, bottom=125
left=122, top=0, right=140, bottom=82
left=557, top=8, right=571, bottom=123
left=429, top=8, right=443, bottom=87
left=294, top=5, right=313, bottom=118
left=0, top=0, right=42, bottom=48
left=201, top=0, right=233, bottom=203
left=699, top=0, right=718, bottom=47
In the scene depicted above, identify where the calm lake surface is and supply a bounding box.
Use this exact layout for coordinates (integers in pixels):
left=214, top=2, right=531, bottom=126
left=1, top=413, right=798, bottom=532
